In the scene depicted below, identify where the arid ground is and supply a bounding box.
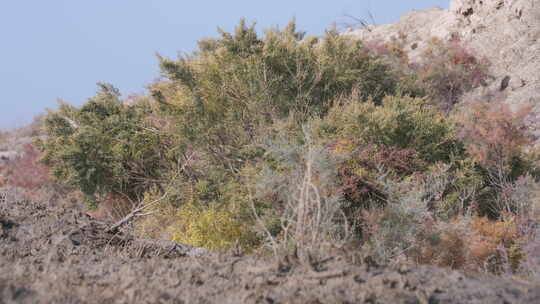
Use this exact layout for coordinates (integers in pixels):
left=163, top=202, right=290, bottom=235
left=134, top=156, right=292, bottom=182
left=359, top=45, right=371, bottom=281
left=2, top=190, right=540, bottom=304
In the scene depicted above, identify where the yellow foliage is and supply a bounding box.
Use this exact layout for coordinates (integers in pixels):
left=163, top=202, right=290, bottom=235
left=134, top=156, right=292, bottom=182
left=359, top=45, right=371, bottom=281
left=468, top=216, right=519, bottom=270
left=470, top=217, right=517, bottom=250
left=170, top=204, right=259, bottom=251
left=332, top=139, right=355, bottom=154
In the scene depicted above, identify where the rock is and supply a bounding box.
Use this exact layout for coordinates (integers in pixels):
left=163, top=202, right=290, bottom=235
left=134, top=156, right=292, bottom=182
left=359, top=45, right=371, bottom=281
left=346, top=0, right=540, bottom=109
left=0, top=151, right=20, bottom=163
left=500, top=75, right=511, bottom=91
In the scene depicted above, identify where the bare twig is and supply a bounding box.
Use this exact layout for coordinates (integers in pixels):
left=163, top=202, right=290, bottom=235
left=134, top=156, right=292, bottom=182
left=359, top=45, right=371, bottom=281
left=106, top=191, right=168, bottom=233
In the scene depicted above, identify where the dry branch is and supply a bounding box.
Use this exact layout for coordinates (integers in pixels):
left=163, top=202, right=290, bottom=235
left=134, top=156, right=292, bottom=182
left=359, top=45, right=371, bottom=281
left=105, top=192, right=168, bottom=233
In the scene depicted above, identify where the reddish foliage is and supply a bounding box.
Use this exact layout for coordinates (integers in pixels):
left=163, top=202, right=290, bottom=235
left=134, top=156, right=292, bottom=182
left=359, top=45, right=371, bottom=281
left=339, top=168, right=380, bottom=206
left=1, top=144, right=51, bottom=191
left=447, top=34, right=478, bottom=66
left=365, top=145, right=425, bottom=175
left=415, top=34, right=490, bottom=111
left=338, top=144, right=425, bottom=207
left=350, top=144, right=424, bottom=176
left=410, top=216, right=519, bottom=272
left=363, top=34, right=410, bottom=66
left=413, top=225, right=468, bottom=270
left=458, top=100, right=533, bottom=173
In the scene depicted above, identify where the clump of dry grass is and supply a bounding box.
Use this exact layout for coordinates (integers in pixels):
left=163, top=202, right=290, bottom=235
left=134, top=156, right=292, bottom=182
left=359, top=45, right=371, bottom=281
left=254, top=130, right=350, bottom=264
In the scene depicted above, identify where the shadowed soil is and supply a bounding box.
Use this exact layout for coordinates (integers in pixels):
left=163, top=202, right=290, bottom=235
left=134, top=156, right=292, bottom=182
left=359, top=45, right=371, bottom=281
left=1, top=191, right=540, bottom=304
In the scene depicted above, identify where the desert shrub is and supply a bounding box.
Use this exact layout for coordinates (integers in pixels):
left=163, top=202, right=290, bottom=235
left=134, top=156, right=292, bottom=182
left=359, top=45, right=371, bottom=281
left=169, top=203, right=259, bottom=251
left=314, top=95, right=464, bottom=214
left=358, top=152, right=532, bottom=272
left=317, top=95, right=462, bottom=163
left=495, top=175, right=539, bottom=219
left=517, top=227, right=540, bottom=280
left=362, top=206, right=432, bottom=265
left=414, top=34, right=490, bottom=111
left=411, top=218, right=469, bottom=270
left=35, top=17, right=538, bottom=267
left=468, top=217, right=518, bottom=266
left=359, top=162, right=518, bottom=270
left=363, top=32, right=410, bottom=67
left=132, top=164, right=260, bottom=246
left=254, top=129, right=350, bottom=261
left=434, top=159, right=483, bottom=219
left=336, top=144, right=426, bottom=211
left=361, top=164, right=453, bottom=264
left=37, top=83, right=177, bottom=207
left=456, top=100, right=537, bottom=217
left=457, top=100, right=534, bottom=179
left=154, top=20, right=418, bottom=174
left=410, top=214, right=524, bottom=273
left=131, top=20, right=423, bottom=248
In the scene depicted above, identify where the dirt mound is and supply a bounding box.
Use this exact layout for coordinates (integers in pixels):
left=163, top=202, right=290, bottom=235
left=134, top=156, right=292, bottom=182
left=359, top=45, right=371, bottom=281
left=1, top=188, right=539, bottom=303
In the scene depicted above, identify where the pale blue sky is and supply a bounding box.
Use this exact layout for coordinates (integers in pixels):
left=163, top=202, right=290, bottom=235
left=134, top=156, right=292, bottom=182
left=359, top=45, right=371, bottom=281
left=0, top=1, right=448, bottom=129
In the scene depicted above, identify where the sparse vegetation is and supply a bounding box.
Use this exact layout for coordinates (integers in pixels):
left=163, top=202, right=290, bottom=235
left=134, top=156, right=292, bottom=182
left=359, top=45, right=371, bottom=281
left=415, top=34, right=491, bottom=111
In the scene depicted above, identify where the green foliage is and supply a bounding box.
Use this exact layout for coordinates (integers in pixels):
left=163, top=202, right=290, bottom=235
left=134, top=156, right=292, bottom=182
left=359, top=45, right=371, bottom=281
left=37, top=84, right=176, bottom=206
left=436, top=158, right=484, bottom=219
left=312, top=95, right=465, bottom=213
left=155, top=19, right=415, bottom=173
left=316, top=95, right=463, bottom=164
left=133, top=20, right=423, bottom=252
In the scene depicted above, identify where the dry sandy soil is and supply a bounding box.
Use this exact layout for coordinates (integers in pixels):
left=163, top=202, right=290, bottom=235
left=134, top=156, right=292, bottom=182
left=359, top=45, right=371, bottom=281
left=2, top=188, right=540, bottom=304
